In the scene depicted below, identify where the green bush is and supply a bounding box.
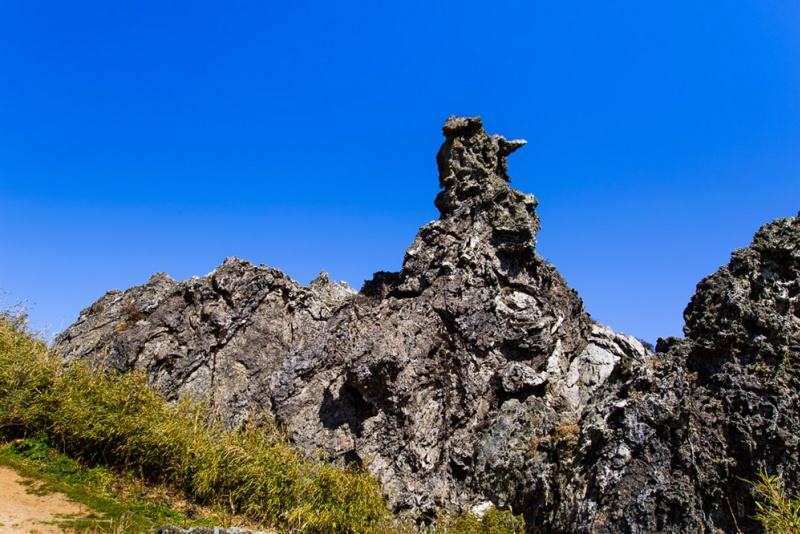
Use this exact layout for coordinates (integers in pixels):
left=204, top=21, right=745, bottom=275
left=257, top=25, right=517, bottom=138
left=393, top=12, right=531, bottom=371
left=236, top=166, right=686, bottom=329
left=436, top=506, right=524, bottom=534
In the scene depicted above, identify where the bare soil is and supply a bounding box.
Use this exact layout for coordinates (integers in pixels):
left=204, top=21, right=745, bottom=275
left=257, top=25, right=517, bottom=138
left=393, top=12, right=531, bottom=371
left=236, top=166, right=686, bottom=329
left=0, top=466, right=88, bottom=533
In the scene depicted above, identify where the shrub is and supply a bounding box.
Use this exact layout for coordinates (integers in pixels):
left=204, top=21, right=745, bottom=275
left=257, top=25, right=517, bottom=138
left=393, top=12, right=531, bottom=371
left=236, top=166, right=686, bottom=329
left=436, top=505, right=524, bottom=534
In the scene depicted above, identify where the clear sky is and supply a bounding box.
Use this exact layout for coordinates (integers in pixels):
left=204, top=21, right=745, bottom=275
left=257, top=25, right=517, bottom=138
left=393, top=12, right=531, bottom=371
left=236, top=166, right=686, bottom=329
left=2, top=1, right=799, bottom=345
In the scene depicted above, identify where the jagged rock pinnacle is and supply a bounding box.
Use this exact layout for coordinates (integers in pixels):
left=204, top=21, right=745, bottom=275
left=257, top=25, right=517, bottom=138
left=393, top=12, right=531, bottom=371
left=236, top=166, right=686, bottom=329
left=393, top=117, right=542, bottom=298
left=435, top=116, right=531, bottom=219
left=439, top=116, right=526, bottom=185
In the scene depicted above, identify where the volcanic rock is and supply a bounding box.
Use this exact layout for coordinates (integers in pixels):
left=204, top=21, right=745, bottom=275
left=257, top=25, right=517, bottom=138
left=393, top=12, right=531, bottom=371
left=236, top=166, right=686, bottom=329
left=497, top=212, right=799, bottom=533
left=57, top=259, right=355, bottom=426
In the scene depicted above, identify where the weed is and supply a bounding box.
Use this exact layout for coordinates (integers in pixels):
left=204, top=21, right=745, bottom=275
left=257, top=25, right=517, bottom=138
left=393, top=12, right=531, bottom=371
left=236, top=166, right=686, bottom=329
left=552, top=424, right=580, bottom=442
left=748, top=470, right=800, bottom=534
left=116, top=299, right=145, bottom=331
left=436, top=505, right=524, bottom=534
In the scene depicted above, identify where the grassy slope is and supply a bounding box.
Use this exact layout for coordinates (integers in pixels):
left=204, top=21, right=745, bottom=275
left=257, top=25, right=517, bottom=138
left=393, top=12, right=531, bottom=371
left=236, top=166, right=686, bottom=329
left=0, top=438, right=207, bottom=533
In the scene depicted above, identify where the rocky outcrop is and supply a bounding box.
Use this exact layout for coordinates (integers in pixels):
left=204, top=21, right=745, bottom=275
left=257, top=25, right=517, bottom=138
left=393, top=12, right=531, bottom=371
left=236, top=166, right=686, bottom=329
left=57, top=258, right=355, bottom=426
left=57, top=117, right=799, bottom=533
left=489, top=212, right=799, bottom=533
left=656, top=213, right=799, bottom=532
left=267, top=117, right=649, bottom=516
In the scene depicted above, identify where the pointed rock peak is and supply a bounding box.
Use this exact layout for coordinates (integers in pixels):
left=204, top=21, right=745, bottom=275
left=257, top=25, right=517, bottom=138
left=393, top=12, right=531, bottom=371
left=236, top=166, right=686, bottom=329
left=441, top=115, right=484, bottom=139
left=435, top=116, right=529, bottom=217
left=437, top=116, right=526, bottom=184
left=310, top=270, right=330, bottom=286
left=390, top=117, right=544, bottom=298
left=441, top=116, right=527, bottom=157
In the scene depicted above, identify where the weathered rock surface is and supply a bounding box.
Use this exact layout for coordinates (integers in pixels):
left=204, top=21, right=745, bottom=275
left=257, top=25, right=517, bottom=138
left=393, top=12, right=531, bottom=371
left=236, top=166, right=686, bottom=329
left=57, top=117, right=799, bottom=533
left=492, top=211, right=799, bottom=533
left=267, top=116, right=645, bottom=516
left=57, top=259, right=355, bottom=426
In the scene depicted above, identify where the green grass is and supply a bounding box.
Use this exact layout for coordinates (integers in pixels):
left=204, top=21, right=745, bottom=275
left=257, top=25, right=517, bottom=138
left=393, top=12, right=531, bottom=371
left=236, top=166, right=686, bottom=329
left=0, top=310, right=524, bottom=533
left=748, top=470, right=800, bottom=534
left=0, top=311, right=390, bottom=533
left=0, top=437, right=205, bottom=532
left=435, top=507, right=522, bottom=534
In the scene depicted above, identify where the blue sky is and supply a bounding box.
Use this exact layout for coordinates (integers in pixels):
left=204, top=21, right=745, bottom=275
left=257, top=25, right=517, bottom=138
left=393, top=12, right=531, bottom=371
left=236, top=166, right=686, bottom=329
left=2, top=1, right=799, bottom=344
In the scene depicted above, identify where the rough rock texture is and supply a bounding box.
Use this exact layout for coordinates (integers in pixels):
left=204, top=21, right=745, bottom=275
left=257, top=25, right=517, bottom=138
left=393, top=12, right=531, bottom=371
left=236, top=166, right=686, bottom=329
left=492, top=211, right=799, bottom=533
left=57, top=117, right=799, bottom=533
left=57, top=259, right=355, bottom=426
left=268, top=116, right=647, bottom=516
left=659, top=213, right=799, bottom=532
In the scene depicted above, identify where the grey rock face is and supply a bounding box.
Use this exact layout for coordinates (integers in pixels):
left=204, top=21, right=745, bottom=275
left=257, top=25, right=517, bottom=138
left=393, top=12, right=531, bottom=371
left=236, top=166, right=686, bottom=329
left=495, top=213, right=799, bottom=533
left=269, top=116, right=625, bottom=514
left=57, top=117, right=799, bottom=533
left=661, top=213, right=800, bottom=532
left=57, top=258, right=354, bottom=426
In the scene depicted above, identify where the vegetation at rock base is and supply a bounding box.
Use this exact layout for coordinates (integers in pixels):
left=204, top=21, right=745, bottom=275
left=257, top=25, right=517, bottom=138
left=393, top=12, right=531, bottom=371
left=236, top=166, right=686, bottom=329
left=0, top=310, right=386, bottom=532
left=0, top=310, right=523, bottom=533
left=748, top=470, right=800, bottom=534
left=2, top=310, right=798, bottom=534
left=0, top=436, right=207, bottom=533
left=434, top=508, right=522, bottom=534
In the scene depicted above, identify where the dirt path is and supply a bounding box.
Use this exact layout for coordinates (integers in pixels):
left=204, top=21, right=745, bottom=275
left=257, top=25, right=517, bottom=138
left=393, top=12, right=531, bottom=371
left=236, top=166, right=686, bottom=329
left=0, top=466, right=88, bottom=533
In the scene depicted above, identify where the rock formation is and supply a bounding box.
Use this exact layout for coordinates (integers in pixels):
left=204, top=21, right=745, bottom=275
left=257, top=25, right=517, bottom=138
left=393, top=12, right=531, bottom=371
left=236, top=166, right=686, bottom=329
left=57, top=117, right=799, bottom=533
left=57, top=259, right=355, bottom=427
left=485, top=208, right=799, bottom=533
